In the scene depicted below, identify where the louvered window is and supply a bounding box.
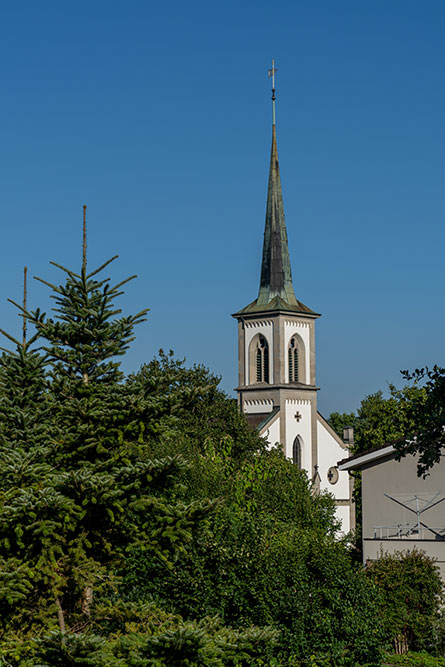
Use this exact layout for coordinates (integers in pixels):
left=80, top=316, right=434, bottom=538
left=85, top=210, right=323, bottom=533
left=256, top=335, right=269, bottom=383
left=288, top=337, right=299, bottom=382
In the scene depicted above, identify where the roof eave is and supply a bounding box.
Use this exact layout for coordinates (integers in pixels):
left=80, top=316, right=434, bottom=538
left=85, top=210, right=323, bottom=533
left=338, top=445, right=396, bottom=471
left=232, top=302, right=321, bottom=319
left=235, top=383, right=319, bottom=392
left=256, top=406, right=280, bottom=432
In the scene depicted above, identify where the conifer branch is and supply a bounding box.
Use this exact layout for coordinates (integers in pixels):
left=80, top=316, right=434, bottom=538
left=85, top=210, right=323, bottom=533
left=132, top=308, right=150, bottom=320
left=86, top=256, right=119, bottom=279
left=25, top=332, right=41, bottom=347
left=108, top=275, right=137, bottom=294
left=7, top=298, right=25, bottom=313
left=0, top=328, right=20, bottom=345
left=0, top=345, right=20, bottom=356
left=8, top=299, right=30, bottom=324
left=48, top=262, right=81, bottom=279
left=85, top=277, right=112, bottom=291
left=34, top=276, right=61, bottom=291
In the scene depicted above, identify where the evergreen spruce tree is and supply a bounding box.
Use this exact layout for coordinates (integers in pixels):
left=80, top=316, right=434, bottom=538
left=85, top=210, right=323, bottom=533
left=128, top=351, right=265, bottom=459
left=0, top=215, right=211, bottom=642
left=0, top=268, right=53, bottom=635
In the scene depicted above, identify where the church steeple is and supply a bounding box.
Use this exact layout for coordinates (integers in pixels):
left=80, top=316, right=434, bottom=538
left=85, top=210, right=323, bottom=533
left=231, top=66, right=352, bottom=536
left=235, top=62, right=317, bottom=316
left=256, top=122, right=298, bottom=308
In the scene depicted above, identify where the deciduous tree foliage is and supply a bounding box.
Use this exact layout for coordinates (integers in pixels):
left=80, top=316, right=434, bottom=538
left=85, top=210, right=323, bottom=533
left=367, top=550, right=444, bottom=654
left=328, top=386, right=426, bottom=455
left=396, top=366, right=445, bottom=475
left=123, top=435, right=383, bottom=666
left=328, top=386, right=428, bottom=552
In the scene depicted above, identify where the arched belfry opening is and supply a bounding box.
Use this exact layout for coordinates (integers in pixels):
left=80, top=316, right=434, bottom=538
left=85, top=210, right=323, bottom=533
left=248, top=334, right=270, bottom=384
left=256, top=335, right=269, bottom=383
left=288, top=336, right=299, bottom=382
left=287, top=333, right=306, bottom=384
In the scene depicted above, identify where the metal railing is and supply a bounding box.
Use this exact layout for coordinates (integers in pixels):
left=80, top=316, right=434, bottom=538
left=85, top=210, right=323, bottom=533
left=373, top=524, right=445, bottom=540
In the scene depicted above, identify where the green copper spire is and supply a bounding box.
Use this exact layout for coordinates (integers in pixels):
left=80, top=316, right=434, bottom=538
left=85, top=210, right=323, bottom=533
left=233, top=63, right=318, bottom=317
left=256, top=121, right=298, bottom=307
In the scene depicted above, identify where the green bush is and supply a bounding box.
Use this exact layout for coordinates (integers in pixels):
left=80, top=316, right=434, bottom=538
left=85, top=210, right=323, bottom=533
left=123, top=446, right=382, bottom=666
left=367, top=550, right=444, bottom=654
left=29, top=617, right=279, bottom=667
left=383, top=650, right=445, bottom=667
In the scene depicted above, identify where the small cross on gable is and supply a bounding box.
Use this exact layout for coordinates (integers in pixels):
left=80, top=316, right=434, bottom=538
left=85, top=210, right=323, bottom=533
left=294, top=411, right=302, bottom=422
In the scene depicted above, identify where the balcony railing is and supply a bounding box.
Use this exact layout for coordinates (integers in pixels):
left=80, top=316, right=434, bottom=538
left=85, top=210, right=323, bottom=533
left=373, top=524, right=445, bottom=540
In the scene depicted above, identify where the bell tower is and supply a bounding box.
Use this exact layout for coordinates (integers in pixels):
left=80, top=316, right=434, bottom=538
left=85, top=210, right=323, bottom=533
left=232, top=64, right=352, bottom=532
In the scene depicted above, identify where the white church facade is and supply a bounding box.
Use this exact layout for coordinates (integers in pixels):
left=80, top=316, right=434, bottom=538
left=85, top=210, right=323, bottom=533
left=232, top=81, right=352, bottom=532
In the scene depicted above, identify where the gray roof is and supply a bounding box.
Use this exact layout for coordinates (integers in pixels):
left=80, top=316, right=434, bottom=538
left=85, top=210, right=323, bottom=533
left=338, top=445, right=396, bottom=471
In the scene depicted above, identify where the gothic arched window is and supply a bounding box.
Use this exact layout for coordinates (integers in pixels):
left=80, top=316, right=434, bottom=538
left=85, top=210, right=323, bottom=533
left=293, top=436, right=302, bottom=468
left=288, top=336, right=299, bottom=382
left=256, top=335, right=269, bottom=383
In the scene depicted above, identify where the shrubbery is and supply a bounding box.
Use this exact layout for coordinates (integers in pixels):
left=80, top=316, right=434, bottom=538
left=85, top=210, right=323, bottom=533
left=122, top=402, right=382, bottom=666
left=382, top=651, right=445, bottom=667
left=367, top=550, right=444, bottom=655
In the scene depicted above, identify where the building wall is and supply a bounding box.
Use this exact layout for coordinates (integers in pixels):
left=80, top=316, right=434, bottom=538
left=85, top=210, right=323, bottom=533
left=284, top=398, right=313, bottom=470
left=361, top=453, right=445, bottom=581
left=364, top=538, right=445, bottom=582
left=284, top=319, right=311, bottom=384
left=262, top=415, right=280, bottom=448
left=243, top=319, right=274, bottom=385
left=316, top=418, right=351, bottom=533
left=317, top=418, right=349, bottom=499
left=244, top=399, right=274, bottom=414
left=317, top=419, right=350, bottom=498
left=335, top=505, right=351, bottom=535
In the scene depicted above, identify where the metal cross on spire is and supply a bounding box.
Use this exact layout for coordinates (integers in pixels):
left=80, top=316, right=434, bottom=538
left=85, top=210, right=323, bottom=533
left=268, top=59, right=278, bottom=124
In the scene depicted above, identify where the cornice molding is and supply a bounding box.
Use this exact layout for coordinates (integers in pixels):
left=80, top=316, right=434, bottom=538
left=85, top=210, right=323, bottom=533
left=244, top=319, right=274, bottom=329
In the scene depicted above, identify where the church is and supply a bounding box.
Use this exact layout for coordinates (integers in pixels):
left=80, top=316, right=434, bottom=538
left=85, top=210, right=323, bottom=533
left=232, top=69, right=352, bottom=532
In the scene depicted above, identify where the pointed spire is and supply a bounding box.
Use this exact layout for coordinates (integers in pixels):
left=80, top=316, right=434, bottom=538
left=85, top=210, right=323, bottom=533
left=256, top=121, right=298, bottom=307
left=256, top=61, right=301, bottom=309
left=233, top=62, right=318, bottom=317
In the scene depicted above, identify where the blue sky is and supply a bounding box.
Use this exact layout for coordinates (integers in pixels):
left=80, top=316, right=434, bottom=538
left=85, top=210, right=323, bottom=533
left=1, top=1, right=445, bottom=415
